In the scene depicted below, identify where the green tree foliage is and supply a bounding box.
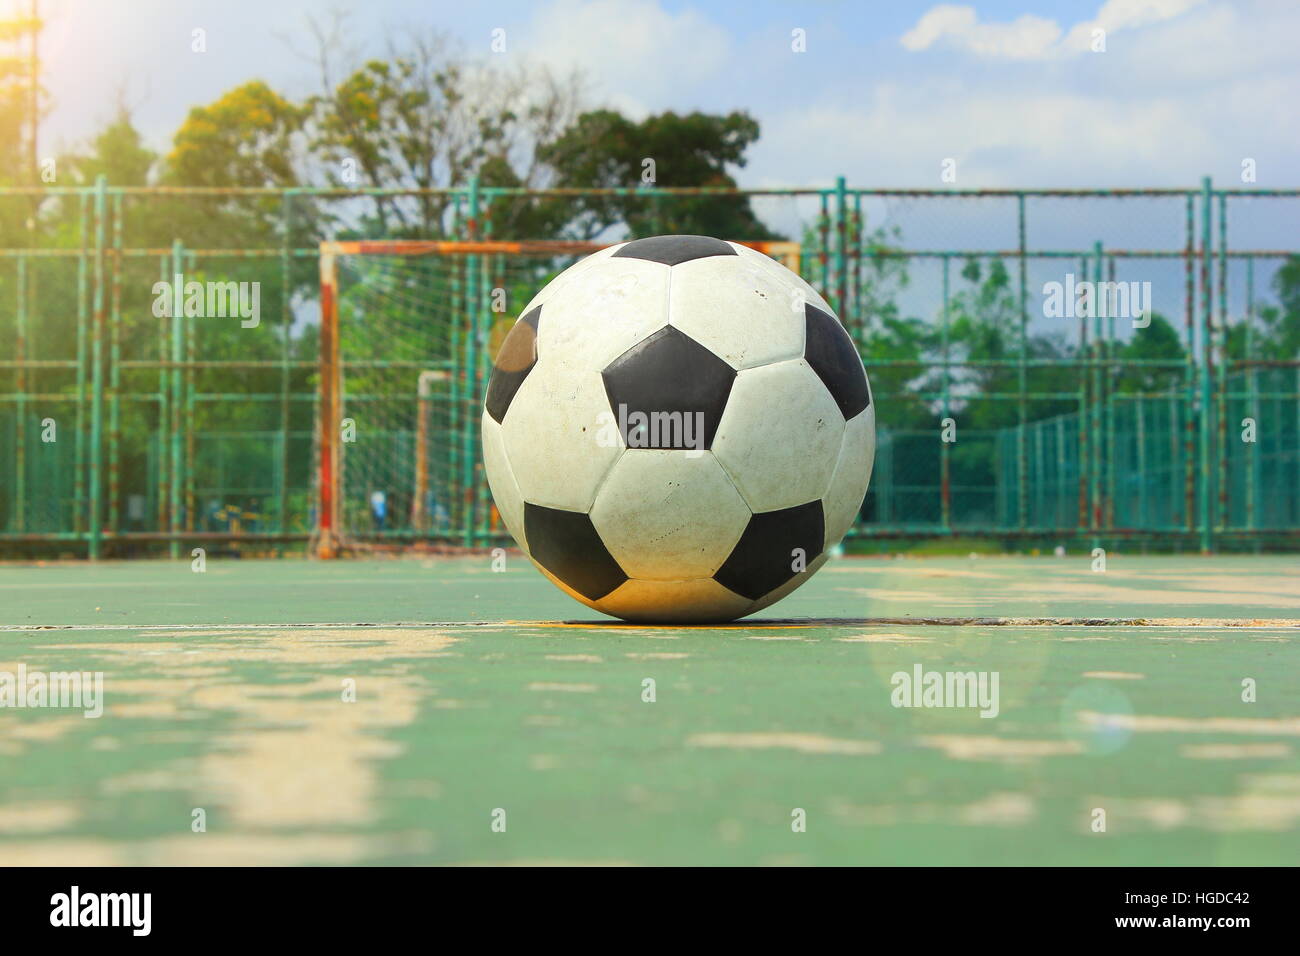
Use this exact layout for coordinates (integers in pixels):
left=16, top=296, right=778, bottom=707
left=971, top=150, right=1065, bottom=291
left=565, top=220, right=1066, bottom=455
left=1115, top=312, right=1186, bottom=393
left=0, top=8, right=41, bottom=182
left=0, top=7, right=43, bottom=247
left=158, top=80, right=320, bottom=426
left=1227, top=255, right=1300, bottom=361
left=945, top=258, right=1076, bottom=430
left=306, top=31, right=585, bottom=240
left=309, top=54, right=499, bottom=236
left=167, top=80, right=305, bottom=189
left=850, top=226, right=939, bottom=430
left=160, top=80, right=310, bottom=254
left=1270, top=256, right=1300, bottom=357
left=63, top=108, right=155, bottom=186
left=536, top=109, right=779, bottom=240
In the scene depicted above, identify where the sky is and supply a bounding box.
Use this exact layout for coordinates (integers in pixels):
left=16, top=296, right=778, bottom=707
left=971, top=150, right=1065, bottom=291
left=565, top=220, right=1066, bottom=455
left=18, top=0, right=1300, bottom=192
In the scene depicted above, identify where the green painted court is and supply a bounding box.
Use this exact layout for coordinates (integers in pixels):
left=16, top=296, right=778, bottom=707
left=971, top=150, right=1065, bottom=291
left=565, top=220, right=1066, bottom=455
left=1, top=554, right=1297, bottom=865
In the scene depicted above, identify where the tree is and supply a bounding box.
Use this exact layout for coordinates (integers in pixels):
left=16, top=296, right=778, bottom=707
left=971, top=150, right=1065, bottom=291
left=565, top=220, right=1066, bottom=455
left=940, top=258, right=1078, bottom=428
left=0, top=4, right=40, bottom=180
left=1264, top=255, right=1300, bottom=358
left=1254, top=256, right=1300, bottom=358
left=305, top=24, right=584, bottom=239
left=0, top=3, right=43, bottom=243
left=166, top=80, right=305, bottom=189
left=537, top=109, right=779, bottom=240
left=157, top=81, right=320, bottom=455
left=63, top=105, right=155, bottom=186
left=848, top=226, right=939, bottom=430
left=1116, top=313, right=1186, bottom=393
left=160, top=80, right=315, bottom=262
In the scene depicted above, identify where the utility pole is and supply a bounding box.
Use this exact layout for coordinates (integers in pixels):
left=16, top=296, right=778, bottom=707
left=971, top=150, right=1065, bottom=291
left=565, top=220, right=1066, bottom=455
left=27, top=0, right=40, bottom=240
left=29, top=0, right=37, bottom=183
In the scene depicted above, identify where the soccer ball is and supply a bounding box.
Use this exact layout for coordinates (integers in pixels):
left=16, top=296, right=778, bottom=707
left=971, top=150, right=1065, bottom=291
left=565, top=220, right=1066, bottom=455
left=482, top=235, right=874, bottom=622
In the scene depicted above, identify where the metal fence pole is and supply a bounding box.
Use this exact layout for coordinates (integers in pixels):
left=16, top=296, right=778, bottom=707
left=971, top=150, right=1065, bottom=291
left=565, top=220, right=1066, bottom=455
left=1136, top=392, right=1146, bottom=527
left=169, top=238, right=184, bottom=559
left=834, top=175, right=847, bottom=318
left=1217, top=191, right=1229, bottom=532
left=851, top=191, right=863, bottom=332
left=184, top=249, right=196, bottom=535
left=75, top=193, right=88, bottom=537
left=449, top=194, right=463, bottom=537
left=1077, top=254, right=1089, bottom=532
left=940, top=254, right=951, bottom=530
left=1198, top=177, right=1213, bottom=552
left=1246, top=256, right=1257, bottom=531
left=817, top=192, right=830, bottom=301
left=1017, top=193, right=1028, bottom=531
left=463, top=177, right=480, bottom=547
left=110, top=193, right=122, bottom=535
left=15, top=255, right=26, bottom=533
left=279, top=192, right=293, bottom=544
left=1056, top=416, right=1066, bottom=527
left=1105, top=255, right=1116, bottom=529
left=1183, top=193, right=1196, bottom=534
left=477, top=193, right=496, bottom=544
left=89, top=175, right=107, bottom=560
left=1091, top=240, right=1103, bottom=551
left=156, top=253, right=169, bottom=534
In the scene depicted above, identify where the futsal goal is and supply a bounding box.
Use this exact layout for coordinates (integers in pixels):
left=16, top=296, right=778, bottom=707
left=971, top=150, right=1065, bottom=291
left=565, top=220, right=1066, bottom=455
left=312, top=239, right=802, bottom=558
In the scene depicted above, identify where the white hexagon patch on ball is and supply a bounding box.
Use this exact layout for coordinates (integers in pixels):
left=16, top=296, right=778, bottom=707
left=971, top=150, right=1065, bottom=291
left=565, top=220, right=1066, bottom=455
left=482, top=235, right=875, bottom=623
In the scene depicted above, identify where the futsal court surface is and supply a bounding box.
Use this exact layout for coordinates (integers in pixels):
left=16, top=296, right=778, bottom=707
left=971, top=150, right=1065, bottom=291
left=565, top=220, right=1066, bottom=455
left=1, top=554, right=1297, bottom=866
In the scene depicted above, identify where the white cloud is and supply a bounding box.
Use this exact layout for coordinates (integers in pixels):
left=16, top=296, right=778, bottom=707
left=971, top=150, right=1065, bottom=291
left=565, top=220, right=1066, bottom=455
left=1063, top=0, right=1209, bottom=51
left=523, top=0, right=731, bottom=118
left=755, top=10, right=1300, bottom=193
left=901, top=5, right=1062, bottom=60
left=756, top=85, right=1217, bottom=189
left=901, top=0, right=1207, bottom=59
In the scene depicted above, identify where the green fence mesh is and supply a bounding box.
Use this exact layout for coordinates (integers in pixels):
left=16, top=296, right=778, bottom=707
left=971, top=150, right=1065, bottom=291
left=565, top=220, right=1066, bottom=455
left=1, top=181, right=1298, bottom=555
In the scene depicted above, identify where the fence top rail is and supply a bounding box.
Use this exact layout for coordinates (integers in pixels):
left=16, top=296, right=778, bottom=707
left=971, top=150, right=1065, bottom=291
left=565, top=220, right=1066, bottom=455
left=1, top=245, right=1296, bottom=259
left=0, top=247, right=321, bottom=257
left=320, top=238, right=800, bottom=258
left=0, top=183, right=1296, bottom=199
left=0, top=185, right=831, bottom=198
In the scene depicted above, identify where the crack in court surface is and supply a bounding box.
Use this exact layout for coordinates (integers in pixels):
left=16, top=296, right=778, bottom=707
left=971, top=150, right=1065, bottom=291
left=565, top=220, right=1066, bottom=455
left=2, top=616, right=1298, bottom=632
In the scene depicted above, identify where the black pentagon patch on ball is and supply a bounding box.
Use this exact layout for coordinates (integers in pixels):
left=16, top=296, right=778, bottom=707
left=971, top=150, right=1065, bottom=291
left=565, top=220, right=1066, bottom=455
left=804, top=303, right=870, bottom=419
left=612, top=235, right=737, bottom=267
left=524, top=502, right=627, bottom=601
left=714, top=500, right=825, bottom=601
left=484, top=305, right=542, bottom=424
left=601, top=326, right=735, bottom=450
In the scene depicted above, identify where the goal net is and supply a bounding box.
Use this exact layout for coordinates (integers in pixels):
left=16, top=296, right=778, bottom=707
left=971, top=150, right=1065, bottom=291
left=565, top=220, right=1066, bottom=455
left=312, top=239, right=801, bottom=558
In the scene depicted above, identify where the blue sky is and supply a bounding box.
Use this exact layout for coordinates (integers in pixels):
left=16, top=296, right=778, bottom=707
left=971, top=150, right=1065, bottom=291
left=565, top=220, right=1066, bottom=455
left=21, top=0, right=1300, bottom=192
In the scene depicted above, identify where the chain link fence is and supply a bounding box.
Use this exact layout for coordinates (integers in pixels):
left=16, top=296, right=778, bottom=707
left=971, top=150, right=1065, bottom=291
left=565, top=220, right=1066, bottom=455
left=0, top=179, right=1297, bottom=556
